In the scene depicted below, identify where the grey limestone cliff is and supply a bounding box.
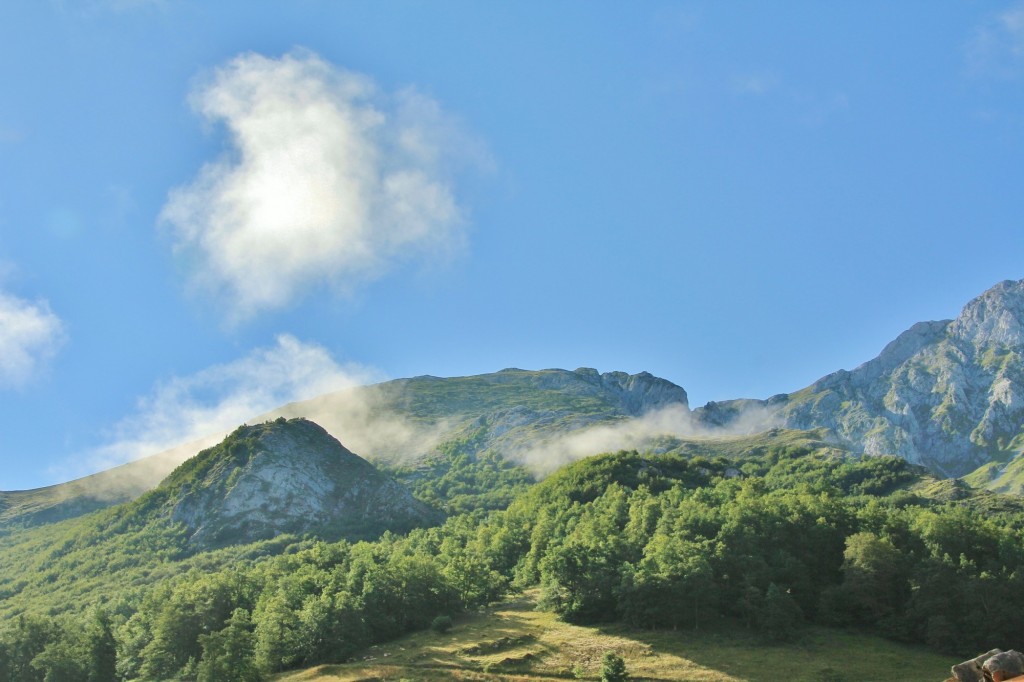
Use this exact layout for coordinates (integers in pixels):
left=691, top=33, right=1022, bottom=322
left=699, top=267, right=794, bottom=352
left=160, top=417, right=440, bottom=549
left=697, top=279, right=1024, bottom=477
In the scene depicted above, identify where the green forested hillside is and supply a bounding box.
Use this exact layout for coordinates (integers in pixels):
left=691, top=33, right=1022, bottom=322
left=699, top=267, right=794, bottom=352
left=0, top=368, right=688, bottom=528
left=963, top=454, right=1024, bottom=496
left=1, top=429, right=1023, bottom=681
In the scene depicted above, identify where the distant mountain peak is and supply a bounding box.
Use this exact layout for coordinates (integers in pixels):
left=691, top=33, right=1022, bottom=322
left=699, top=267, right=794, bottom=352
left=571, top=367, right=689, bottom=415
left=159, top=417, right=440, bottom=549
left=706, top=278, right=1024, bottom=478
left=849, top=319, right=952, bottom=385
left=1, top=368, right=694, bottom=527
left=950, top=279, right=1024, bottom=347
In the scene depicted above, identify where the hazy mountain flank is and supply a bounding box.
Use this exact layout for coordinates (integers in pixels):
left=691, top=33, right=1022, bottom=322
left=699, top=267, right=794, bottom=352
left=134, top=417, right=440, bottom=550
left=8, top=279, right=1024, bottom=530
left=701, top=279, right=1024, bottom=480
left=0, top=368, right=690, bottom=527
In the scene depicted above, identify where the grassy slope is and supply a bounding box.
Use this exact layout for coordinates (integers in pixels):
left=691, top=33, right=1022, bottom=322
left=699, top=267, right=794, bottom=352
left=275, top=591, right=955, bottom=682
left=4, top=426, right=1017, bottom=620
left=0, top=369, right=648, bottom=528
left=379, top=370, right=622, bottom=421
left=0, top=455, right=177, bottom=527
left=963, top=456, right=1024, bottom=496
left=659, top=427, right=844, bottom=459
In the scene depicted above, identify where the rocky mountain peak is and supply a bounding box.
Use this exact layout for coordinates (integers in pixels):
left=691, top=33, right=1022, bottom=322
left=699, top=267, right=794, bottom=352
left=763, top=279, right=1024, bottom=478
left=950, top=279, right=1024, bottom=348
left=161, top=417, right=439, bottom=549
left=572, top=367, right=689, bottom=415
left=852, top=319, right=952, bottom=384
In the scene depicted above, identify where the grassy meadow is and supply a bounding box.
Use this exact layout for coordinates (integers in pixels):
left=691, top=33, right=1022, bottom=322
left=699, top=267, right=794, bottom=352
left=275, top=591, right=956, bottom=682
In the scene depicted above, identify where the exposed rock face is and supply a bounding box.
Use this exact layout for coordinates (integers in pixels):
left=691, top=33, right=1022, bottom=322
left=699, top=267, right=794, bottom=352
left=1, top=368, right=693, bottom=527
left=305, top=367, right=691, bottom=468
left=161, top=418, right=440, bottom=548
left=950, top=280, right=1024, bottom=347
left=698, top=280, right=1024, bottom=477
left=562, top=367, right=689, bottom=415
left=439, top=368, right=690, bottom=464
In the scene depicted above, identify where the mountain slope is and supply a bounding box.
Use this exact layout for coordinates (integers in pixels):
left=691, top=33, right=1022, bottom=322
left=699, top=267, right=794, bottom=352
left=11, top=277, right=1024, bottom=529
left=139, top=417, right=441, bottom=549
left=271, top=366, right=689, bottom=464
left=0, top=368, right=688, bottom=527
left=963, top=454, right=1024, bottom=496
left=0, top=438, right=204, bottom=528
left=697, top=279, right=1024, bottom=477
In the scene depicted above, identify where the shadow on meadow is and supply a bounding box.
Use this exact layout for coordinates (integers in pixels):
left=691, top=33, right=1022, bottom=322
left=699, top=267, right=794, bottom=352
left=277, top=592, right=956, bottom=682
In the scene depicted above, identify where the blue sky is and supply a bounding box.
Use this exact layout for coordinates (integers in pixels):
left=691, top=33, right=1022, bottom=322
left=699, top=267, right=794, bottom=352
left=1, top=1, right=1022, bottom=489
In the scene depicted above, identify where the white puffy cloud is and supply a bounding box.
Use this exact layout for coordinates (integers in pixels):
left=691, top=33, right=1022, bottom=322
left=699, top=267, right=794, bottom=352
left=85, top=334, right=381, bottom=472
left=161, top=50, right=477, bottom=322
left=0, top=291, right=65, bottom=388
left=967, top=2, right=1024, bottom=78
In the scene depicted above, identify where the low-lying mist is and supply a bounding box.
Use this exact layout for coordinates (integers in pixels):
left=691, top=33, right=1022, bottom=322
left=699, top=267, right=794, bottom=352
left=39, top=348, right=781, bottom=498
left=261, top=384, right=451, bottom=466
left=42, top=335, right=388, bottom=492
left=507, top=402, right=781, bottom=476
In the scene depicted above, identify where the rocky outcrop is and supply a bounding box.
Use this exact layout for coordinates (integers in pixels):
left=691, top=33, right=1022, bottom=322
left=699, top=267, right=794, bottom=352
left=950, top=280, right=1024, bottom=348
left=160, top=418, right=440, bottom=549
left=697, top=280, right=1024, bottom=477
left=19, top=277, right=1024, bottom=533
left=0, top=368, right=693, bottom=528
left=567, top=367, right=689, bottom=415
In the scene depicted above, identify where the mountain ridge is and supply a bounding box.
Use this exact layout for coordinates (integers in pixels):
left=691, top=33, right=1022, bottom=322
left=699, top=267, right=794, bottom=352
left=697, top=278, right=1024, bottom=478
left=0, top=369, right=688, bottom=527
left=7, top=279, right=1024, bottom=527
left=115, top=417, right=440, bottom=551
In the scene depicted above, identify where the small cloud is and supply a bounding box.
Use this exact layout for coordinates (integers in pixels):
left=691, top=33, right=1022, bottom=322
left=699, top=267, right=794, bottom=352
left=51, top=0, right=168, bottom=15
left=797, top=91, right=850, bottom=127
left=0, top=290, right=66, bottom=388
left=509, top=402, right=781, bottom=476
left=972, top=108, right=1002, bottom=123
left=966, top=1, right=1024, bottom=78
left=0, top=125, right=24, bottom=144
left=728, top=74, right=847, bottom=126
left=161, top=50, right=484, bottom=324
left=102, top=0, right=167, bottom=10
left=104, top=184, right=137, bottom=228
left=46, top=207, right=84, bottom=239
left=732, top=72, right=781, bottom=96
left=653, top=6, right=700, bottom=35
left=78, top=335, right=382, bottom=475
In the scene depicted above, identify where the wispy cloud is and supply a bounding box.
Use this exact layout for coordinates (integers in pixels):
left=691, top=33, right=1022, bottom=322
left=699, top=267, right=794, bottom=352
left=76, top=335, right=381, bottom=476
left=510, top=402, right=781, bottom=475
left=967, top=2, right=1024, bottom=78
left=732, top=72, right=781, bottom=96
left=0, top=290, right=65, bottom=389
left=161, top=50, right=482, bottom=323
left=728, top=71, right=848, bottom=126
left=51, top=0, right=168, bottom=16
left=797, top=91, right=850, bottom=127
left=104, top=184, right=136, bottom=228
left=0, top=125, right=24, bottom=144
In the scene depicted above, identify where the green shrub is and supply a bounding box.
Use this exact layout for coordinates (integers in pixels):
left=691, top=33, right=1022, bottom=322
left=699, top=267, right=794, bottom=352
left=430, top=615, right=453, bottom=634
left=601, top=651, right=629, bottom=682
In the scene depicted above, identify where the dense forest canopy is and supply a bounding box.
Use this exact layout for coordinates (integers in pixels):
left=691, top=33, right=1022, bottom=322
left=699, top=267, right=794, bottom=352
left=1, top=432, right=1023, bottom=681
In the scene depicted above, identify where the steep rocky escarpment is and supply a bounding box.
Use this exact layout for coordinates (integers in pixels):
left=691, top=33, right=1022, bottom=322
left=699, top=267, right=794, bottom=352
left=11, top=278, right=1024, bottom=534
left=152, top=417, right=440, bottom=549
left=0, top=368, right=692, bottom=527
left=697, top=279, right=1024, bottom=478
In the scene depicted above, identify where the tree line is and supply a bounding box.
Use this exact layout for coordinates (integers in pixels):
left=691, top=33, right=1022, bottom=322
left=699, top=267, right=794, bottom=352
left=2, top=446, right=1023, bottom=680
